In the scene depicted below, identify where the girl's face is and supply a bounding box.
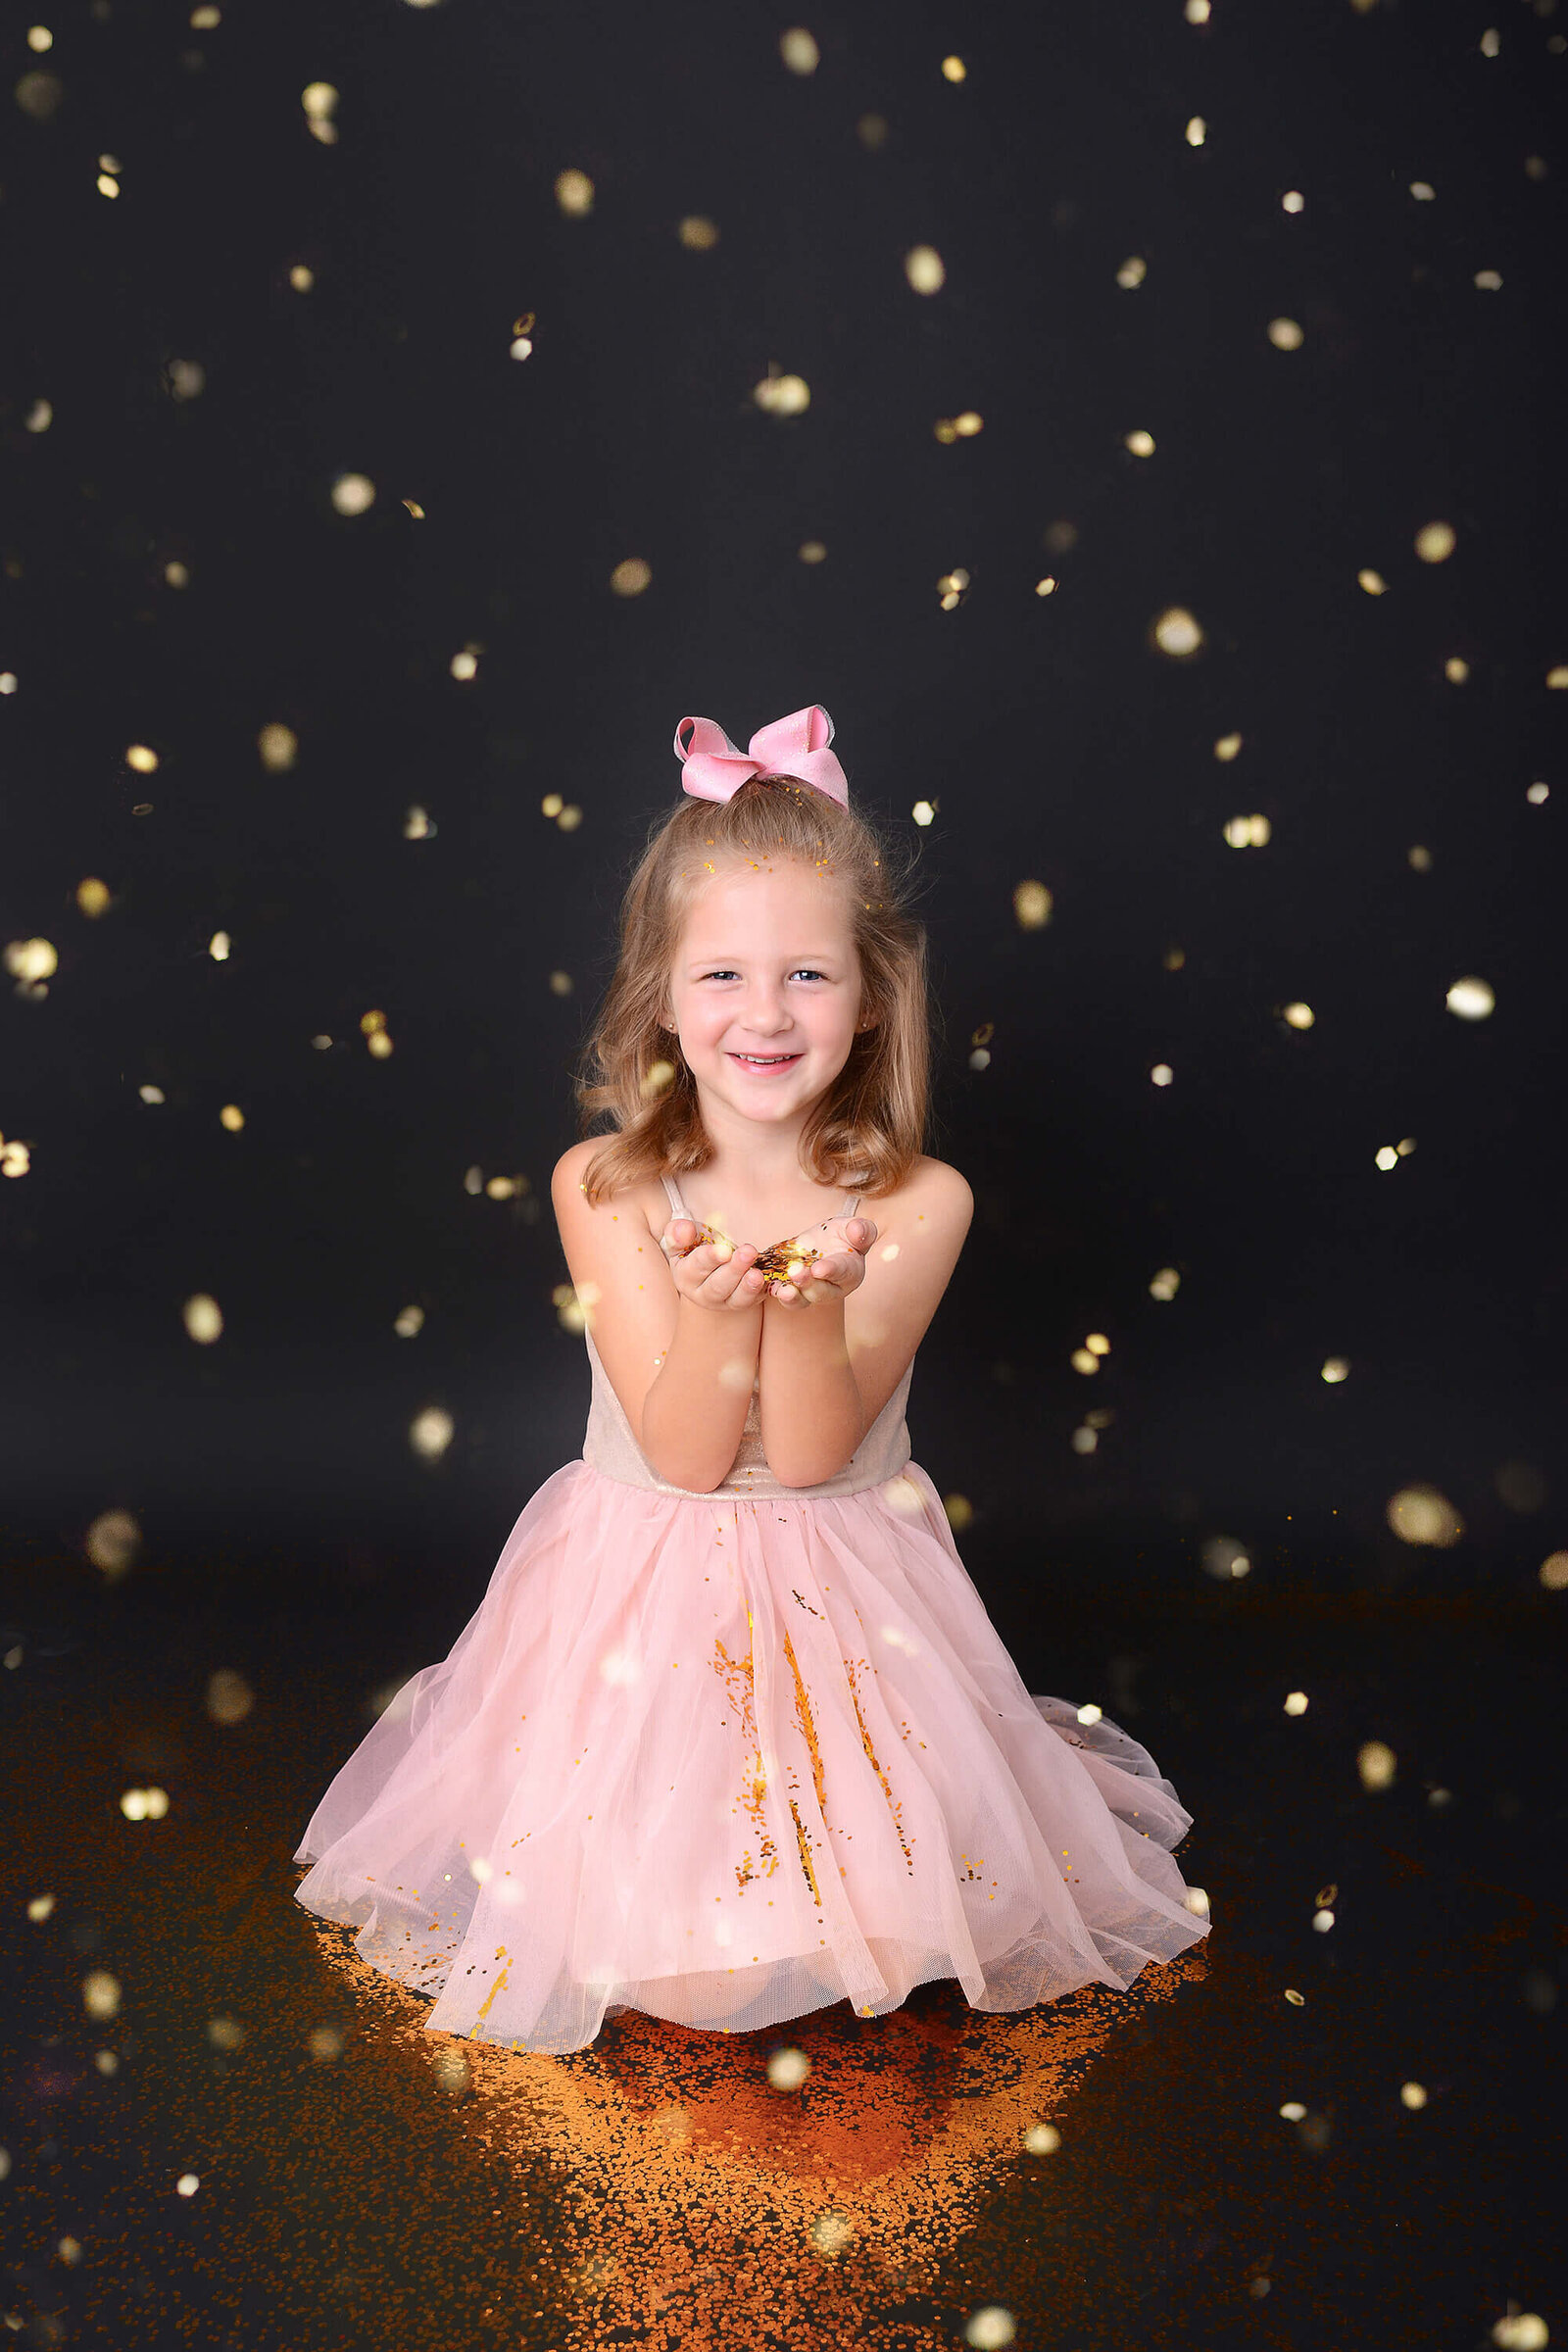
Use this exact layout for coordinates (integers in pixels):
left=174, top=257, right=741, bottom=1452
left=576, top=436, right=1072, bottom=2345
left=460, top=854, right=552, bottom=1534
left=665, top=858, right=864, bottom=1129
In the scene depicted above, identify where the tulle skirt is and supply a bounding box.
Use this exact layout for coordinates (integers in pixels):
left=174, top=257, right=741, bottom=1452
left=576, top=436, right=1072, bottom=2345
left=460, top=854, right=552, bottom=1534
left=292, top=1459, right=1209, bottom=2054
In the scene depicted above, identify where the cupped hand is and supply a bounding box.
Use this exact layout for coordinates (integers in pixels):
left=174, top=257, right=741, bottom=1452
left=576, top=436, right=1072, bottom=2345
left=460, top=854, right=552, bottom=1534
left=659, top=1217, right=767, bottom=1312
left=765, top=1214, right=879, bottom=1306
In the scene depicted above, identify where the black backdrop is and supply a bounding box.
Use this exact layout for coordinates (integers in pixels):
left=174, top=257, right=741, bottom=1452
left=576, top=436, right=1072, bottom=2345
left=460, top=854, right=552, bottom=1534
left=4, top=0, right=1564, bottom=1606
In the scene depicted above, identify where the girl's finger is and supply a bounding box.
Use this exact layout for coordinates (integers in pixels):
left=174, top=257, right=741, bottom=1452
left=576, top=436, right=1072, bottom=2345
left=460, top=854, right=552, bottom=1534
left=697, top=1244, right=760, bottom=1300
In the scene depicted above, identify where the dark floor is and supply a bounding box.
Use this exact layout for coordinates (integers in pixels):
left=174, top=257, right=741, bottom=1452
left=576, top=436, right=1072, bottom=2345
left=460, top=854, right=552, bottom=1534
left=2, top=1545, right=1560, bottom=2351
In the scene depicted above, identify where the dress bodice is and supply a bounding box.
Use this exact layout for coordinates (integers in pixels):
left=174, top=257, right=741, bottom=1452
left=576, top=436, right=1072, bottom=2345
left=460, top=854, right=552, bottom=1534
left=580, top=1172, right=913, bottom=1501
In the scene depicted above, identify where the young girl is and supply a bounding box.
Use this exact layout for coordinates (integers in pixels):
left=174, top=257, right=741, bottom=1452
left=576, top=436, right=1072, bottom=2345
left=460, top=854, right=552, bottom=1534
left=292, top=705, right=1209, bottom=2054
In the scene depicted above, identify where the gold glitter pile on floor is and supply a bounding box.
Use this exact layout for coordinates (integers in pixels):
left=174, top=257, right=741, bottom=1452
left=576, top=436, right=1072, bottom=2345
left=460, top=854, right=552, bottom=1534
left=306, top=1916, right=1206, bottom=2349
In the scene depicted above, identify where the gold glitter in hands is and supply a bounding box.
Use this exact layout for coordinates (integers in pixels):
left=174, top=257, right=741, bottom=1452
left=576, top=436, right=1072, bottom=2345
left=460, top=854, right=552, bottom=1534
left=687, top=1218, right=831, bottom=1279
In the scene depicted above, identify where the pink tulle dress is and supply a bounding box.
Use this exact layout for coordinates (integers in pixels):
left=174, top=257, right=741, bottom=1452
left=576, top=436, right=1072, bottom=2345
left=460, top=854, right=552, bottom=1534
left=293, top=1172, right=1210, bottom=2054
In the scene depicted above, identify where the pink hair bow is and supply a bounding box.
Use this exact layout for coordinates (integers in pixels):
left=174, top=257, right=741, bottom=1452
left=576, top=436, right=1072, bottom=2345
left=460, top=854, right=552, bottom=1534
left=672, top=705, right=849, bottom=808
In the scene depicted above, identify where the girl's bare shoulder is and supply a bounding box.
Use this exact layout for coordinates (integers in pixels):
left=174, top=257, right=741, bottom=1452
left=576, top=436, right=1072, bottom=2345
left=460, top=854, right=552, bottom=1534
left=550, top=1138, right=668, bottom=1242
left=864, top=1153, right=973, bottom=1232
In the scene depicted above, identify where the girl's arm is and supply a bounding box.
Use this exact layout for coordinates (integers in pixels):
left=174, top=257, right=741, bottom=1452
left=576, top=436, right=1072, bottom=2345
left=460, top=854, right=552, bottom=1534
left=758, top=1159, right=974, bottom=1488
left=551, top=1139, right=764, bottom=1493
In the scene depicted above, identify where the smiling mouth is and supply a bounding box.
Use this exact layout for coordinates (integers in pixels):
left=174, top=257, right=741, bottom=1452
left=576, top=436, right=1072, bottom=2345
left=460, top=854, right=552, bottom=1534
left=728, top=1052, right=803, bottom=1068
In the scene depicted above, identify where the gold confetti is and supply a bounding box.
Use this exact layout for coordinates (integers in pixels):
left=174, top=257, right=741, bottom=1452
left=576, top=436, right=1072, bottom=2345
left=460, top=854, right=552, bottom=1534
left=611, top=558, right=652, bottom=596
left=1012, top=880, right=1052, bottom=929
left=1446, top=974, right=1494, bottom=1019
left=754, top=372, right=810, bottom=416
left=258, top=722, right=298, bottom=771
left=1152, top=607, right=1202, bottom=657
left=905, top=245, right=946, bottom=294
left=1357, top=1739, right=1397, bottom=1789
left=555, top=169, right=593, bottom=216
left=302, top=82, right=338, bottom=143
left=17, top=69, right=64, bottom=122
left=410, top=1405, right=455, bottom=1459
left=964, top=2310, right=1015, bottom=2350
left=779, top=26, right=820, bottom=74
left=182, top=1294, right=223, bottom=1345
left=678, top=216, right=719, bottom=250
left=1415, top=520, right=1456, bottom=563
left=1386, top=1487, right=1462, bottom=1546
left=1223, top=813, right=1271, bottom=847
left=331, top=472, right=375, bottom=515
left=5, top=937, right=58, bottom=982
left=85, top=1509, right=141, bottom=1580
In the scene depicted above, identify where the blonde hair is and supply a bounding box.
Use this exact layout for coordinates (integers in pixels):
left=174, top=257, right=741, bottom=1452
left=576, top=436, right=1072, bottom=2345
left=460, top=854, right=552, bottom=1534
left=576, top=775, right=930, bottom=1204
